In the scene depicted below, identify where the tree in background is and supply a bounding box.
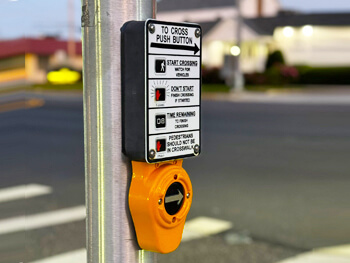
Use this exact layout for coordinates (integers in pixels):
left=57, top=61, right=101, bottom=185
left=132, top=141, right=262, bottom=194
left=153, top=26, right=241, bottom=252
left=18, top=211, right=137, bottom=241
left=265, top=50, right=285, bottom=69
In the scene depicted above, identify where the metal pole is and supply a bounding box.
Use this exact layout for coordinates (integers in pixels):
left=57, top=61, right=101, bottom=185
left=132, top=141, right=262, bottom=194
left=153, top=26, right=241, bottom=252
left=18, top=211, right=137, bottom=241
left=82, top=0, right=157, bottom=262
left=232, top=0, right=244, bottom=92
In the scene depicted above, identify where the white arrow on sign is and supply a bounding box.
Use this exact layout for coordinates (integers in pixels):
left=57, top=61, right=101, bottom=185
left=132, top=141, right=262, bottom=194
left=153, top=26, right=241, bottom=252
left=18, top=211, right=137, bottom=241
left=165, top=190, right=183, bottom=205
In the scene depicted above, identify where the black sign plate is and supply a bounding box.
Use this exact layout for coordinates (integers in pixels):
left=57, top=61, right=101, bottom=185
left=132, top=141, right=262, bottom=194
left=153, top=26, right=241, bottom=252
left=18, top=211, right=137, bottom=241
left=121, top=20, right=201, bottom=162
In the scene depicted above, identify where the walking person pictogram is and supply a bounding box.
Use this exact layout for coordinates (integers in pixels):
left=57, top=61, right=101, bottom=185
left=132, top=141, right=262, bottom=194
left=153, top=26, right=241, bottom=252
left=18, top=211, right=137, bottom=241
left=155, top=59, right=166, bottom=73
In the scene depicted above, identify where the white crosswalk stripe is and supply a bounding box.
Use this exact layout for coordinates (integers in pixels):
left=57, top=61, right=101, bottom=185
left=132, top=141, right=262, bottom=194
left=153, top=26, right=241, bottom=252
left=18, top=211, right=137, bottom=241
left=0, top=184, right=52, bottom=203
left=277, top=244, right=350, bottom=263
left=0, top=205, right=86, bottom=235
left=0, top=184, right=234, bottom=263
left=29, top=248, right=86, bottom=263
left=182, top=216, right=233, bottom=242
left=28, top=216, right=233, bottom=263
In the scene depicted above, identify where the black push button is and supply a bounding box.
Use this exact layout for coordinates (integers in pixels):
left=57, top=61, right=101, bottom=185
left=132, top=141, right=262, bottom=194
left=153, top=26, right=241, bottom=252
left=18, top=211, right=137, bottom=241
left=164, top=182, right=184, bottom=215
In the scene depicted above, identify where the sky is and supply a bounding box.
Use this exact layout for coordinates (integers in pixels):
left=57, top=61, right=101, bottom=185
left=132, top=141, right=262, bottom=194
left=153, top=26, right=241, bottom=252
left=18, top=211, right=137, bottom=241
left=0, top=0, right=350, bottom=40
left=280, top=0, right=350, bottom=13
left=0, top=0, right=82, bottom=39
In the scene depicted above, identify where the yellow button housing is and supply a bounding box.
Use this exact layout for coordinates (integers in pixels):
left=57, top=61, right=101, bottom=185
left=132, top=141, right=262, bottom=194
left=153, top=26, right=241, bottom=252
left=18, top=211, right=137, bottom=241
left=129, top=160, right=192, bottom=253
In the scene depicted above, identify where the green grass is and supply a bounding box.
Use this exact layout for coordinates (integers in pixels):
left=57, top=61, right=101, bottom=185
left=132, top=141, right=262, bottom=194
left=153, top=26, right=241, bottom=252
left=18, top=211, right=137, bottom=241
left=202, top=84, right=306, bottom=93
left=202, top=84, right=230, bottom=93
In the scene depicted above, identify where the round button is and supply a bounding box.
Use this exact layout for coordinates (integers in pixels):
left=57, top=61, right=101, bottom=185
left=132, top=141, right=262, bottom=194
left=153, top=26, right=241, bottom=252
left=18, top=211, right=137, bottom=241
left=164, top=182, right=184, bottom=215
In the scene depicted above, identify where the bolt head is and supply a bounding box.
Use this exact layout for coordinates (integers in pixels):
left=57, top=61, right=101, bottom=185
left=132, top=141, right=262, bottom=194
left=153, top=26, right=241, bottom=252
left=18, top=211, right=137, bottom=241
left=186, top=193, right=190, bottom=199
left=195, top=28, right=201, bottom=38
left=148, top=23, right=155, bottom=34
left=193, top=144, right=200, bottom=155
left=149, top=149, right=156, bottom=159
left=158, top=199, right=162, bottom=205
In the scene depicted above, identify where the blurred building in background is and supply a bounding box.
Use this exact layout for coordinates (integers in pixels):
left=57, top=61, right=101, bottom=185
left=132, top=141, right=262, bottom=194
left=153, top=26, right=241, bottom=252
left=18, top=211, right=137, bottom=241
left=158, top=0, right=350, bottom=73
left=247, top=13, right=350, bottom=67
left=0, top=37, right=82, bottom=87
left=158, top=0, right=280, bottom=73
left=0, top=0, right=349, bottom=87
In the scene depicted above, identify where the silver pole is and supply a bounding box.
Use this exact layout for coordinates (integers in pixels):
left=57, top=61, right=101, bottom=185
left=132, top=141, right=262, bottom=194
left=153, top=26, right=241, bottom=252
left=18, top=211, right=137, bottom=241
left=232, top=0, right=244, bottom=92
left=82, top=0, right=157, bottom=262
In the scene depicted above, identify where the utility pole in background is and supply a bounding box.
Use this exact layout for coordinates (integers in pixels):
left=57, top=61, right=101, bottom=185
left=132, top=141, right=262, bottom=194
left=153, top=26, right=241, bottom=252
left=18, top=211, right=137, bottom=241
left=232, top=0, right=244, bottom=92
left=67, top=0, right=76, bottom=58
left=257, top=0, right=263, bottom=17
left=82, top=0, right=157, bottom=262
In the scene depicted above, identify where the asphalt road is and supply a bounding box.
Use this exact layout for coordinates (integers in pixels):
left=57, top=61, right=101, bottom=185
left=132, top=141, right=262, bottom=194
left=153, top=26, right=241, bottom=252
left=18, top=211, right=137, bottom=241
left=188, top=100, right=350, bottom=249
left=0, top=92, right=349, bottom=262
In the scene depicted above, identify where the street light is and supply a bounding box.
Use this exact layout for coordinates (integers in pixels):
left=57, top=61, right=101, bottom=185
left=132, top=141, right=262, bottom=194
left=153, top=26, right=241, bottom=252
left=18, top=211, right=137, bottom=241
left=230, top=46, right=241, bottom=56
left=283, top=26, right=294, bottom=38
left=302, top=25, right=313, bottom=37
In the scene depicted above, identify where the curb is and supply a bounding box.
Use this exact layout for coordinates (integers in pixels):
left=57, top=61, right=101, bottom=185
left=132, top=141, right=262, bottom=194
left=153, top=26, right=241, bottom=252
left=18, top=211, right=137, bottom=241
left=202, top=90, right=350, bottom=105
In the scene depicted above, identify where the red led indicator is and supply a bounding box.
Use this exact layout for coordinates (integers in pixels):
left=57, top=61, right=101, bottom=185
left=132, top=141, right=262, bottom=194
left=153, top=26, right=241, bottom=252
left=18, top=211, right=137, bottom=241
left=155, top=88, right=166, bottom=102
left=156, top=139, right=166, bottom=152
